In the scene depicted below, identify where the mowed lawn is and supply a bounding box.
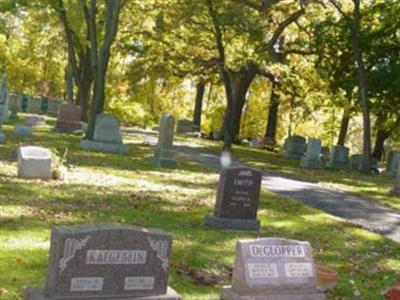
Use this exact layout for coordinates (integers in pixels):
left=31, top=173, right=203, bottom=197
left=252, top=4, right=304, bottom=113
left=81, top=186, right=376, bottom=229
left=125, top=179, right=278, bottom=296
left=0, top=116, right=399, bottom=300
left=195, top=141, right=400, bottom=211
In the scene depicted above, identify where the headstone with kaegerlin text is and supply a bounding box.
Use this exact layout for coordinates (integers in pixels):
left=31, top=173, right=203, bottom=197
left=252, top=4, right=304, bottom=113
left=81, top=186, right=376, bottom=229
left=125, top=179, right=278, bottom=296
left=24, top=223, right=182, bottom=300
left=204, top=166, right=262, bottom=231
left=221, top=238, right=326, bottom=300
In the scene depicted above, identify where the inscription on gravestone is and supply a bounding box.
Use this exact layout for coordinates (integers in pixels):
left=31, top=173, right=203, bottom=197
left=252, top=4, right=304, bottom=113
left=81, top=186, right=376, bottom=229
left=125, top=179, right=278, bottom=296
left=24, top=223, right=182, bottom=300
left=204, top=166, right=262, bottom=231
left=222, top=238, right=326, bottom=300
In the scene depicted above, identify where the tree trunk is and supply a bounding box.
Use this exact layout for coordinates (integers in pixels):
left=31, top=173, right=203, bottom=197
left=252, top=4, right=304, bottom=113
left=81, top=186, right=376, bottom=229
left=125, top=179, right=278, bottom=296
left=66, top=61, right=74, bottom=103
left=85, top=0, right=122, bottom=140
left=192, top=80, right=206, bottom=130
left=372, top=129, right=389, bottom=162
left=350, top=0, right=372, bottom=174
left=264, top=82, right=280, bottom=142
left=337, top=105, right=350, bottom=146
left=220, top=64, right=258, bottom=147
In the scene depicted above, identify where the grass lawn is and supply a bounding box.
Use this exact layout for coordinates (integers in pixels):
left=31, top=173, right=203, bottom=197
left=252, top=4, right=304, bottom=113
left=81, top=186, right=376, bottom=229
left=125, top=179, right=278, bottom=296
left=192, top=139, right=400, bottom=211
left=0, top=115, right=399, bottom=300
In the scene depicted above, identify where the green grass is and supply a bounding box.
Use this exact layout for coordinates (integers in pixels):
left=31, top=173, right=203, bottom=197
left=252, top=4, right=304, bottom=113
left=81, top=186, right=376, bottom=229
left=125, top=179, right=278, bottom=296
left=0, top=116, right=399, bottom=299
left=191, top=139, right=400, bottom=211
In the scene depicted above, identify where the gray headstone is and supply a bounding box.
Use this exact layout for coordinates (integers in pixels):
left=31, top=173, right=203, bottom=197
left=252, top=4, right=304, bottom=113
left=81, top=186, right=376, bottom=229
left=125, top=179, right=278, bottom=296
left=17, top=146, right=52, bottom=179
left=0, top=132, right=5, bottom=143
left=25, top=115, right=46, bottom=127
left=93, top=114, right=123, bottom=144
left=328, top=145, right=350, bottom=169
left=24, top=223, right=182, bottom=300
left=204, top=166, right=262, bottom=231
left=158, top=114, right=175, bottom=149
left=284, top=136, right=307, bottom=159
left=0, top=73, right=9, bottom=124
left=81, top=114, right=128, bottom=154
left=300, top=138, right=322, bottom=169
left=221, top=238, right=325, bottom=300
left=153, top=114, right=177, bottom=168
left=350, top=154, right=363, bottom=170
left=386, top=151, right=400, bottom=178
left=390, top=165, right=400, bottom=196
left=176, top=119, right=194, bottom=134
left=14, top=124, right=33, bottom=137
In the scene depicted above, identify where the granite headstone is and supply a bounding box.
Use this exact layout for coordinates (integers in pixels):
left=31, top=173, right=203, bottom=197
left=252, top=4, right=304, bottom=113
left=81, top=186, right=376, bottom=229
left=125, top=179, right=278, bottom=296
left=221, top=238, right=325, bottom=300
left=284, top=136, right=307, bottom=159
left=328, top=145, right=350, bottom=169
left=80, top=114, right=128, bottom=154
left=300, top=138, right=322, bottom=169
left=204, top=166, right=262, bottom=231
left=176, top=119, right=194, bottom=135
left=24, top=223, right=182, bottom=300
left=385, top=151, right=400, bottom=178
left=152, top=113, right=177, bottom=168
left=0, top=73, right=9, bottom=124
left=56, top=103, right=82, bottom=132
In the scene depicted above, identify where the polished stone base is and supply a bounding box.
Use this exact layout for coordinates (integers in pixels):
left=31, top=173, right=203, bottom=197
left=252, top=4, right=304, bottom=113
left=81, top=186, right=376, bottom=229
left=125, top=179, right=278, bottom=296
left=24, top=287, right=183, bottom=300
left=221, top=286, right=326, bottom=300
left=204, top=215, right=260, bottom=232
left=80, top=139, right=128, bottom=154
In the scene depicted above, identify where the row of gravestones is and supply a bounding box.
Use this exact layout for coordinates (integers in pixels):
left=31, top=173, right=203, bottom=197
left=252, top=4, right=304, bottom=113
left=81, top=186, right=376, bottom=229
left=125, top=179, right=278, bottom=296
left=24, top=165, right=327, bottom=300
left=8, top=92, right=62, bottom=116
left=285, top=135, right=383, bottom=171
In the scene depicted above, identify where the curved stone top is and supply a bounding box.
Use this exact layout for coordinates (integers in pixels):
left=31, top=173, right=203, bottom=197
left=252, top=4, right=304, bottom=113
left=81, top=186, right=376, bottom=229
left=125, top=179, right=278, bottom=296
left=18, top=146, right=51, bottom=159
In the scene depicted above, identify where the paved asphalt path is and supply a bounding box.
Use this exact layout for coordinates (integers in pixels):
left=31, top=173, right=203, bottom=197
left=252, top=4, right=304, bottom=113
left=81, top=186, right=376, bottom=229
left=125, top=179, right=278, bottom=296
left=126, top=129, right=400, bottom=243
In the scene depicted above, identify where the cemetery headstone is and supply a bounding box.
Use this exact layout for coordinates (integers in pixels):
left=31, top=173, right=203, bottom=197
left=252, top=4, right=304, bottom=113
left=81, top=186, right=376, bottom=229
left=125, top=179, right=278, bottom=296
left=327, top=145, right=350, bottom=169
left=8, top=93, right=19, bottom=118
left=56, top=103, right=82, bottom=132
left=204, top=166, right=262, bottom=231
left=350, top=154, right=363, bottom=170
left=24, top=223, right=182, bottom=300
left=152, top=113, right=177, bottom=168
left=221, top=238, right=326, bottom=300
left=25, top=115, right=46, bottom=127
left=47, top=98, right=62, bottom=116
left=390, top=165, right=400, bottom=196
left=384, top=151, right=400, bottom=178
left=284, top=136, right=307, bottom=159
left=21, top=95, right=28, bottom=112
left=17, top=146, right=52, bottom=179
left=176, top=119, right=194, bottom=134
left=14, top=125, right=33, bottom=137
left=80, top=114, right=128, bottom=154
left=0, top=73, right=9, bottom=124
left=31, top=96, right=42, bottom=113
left=41, top=96, right=49, bottom=113
left=0, top=132, right=5, bottom=143
left=300, top=138, right=322, bottom=169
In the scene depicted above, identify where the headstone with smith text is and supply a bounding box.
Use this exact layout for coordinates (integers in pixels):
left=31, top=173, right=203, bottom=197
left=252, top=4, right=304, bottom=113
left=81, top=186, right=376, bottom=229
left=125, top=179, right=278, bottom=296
left=24, top=223, right=182, bottom=300
left=204, top=166, right=262, bottom=231
left=221, top=238, right=326, bottom=300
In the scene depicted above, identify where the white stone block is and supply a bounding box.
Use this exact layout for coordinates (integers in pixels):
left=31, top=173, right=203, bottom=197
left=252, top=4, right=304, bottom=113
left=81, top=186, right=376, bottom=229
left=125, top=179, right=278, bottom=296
left=18, top=146, right=53, bottom=179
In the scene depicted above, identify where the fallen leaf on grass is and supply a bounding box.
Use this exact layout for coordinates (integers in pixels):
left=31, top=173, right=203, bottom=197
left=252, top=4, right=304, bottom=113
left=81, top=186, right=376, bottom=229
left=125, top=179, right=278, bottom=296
left=188, top=269, right=220, bottom=286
